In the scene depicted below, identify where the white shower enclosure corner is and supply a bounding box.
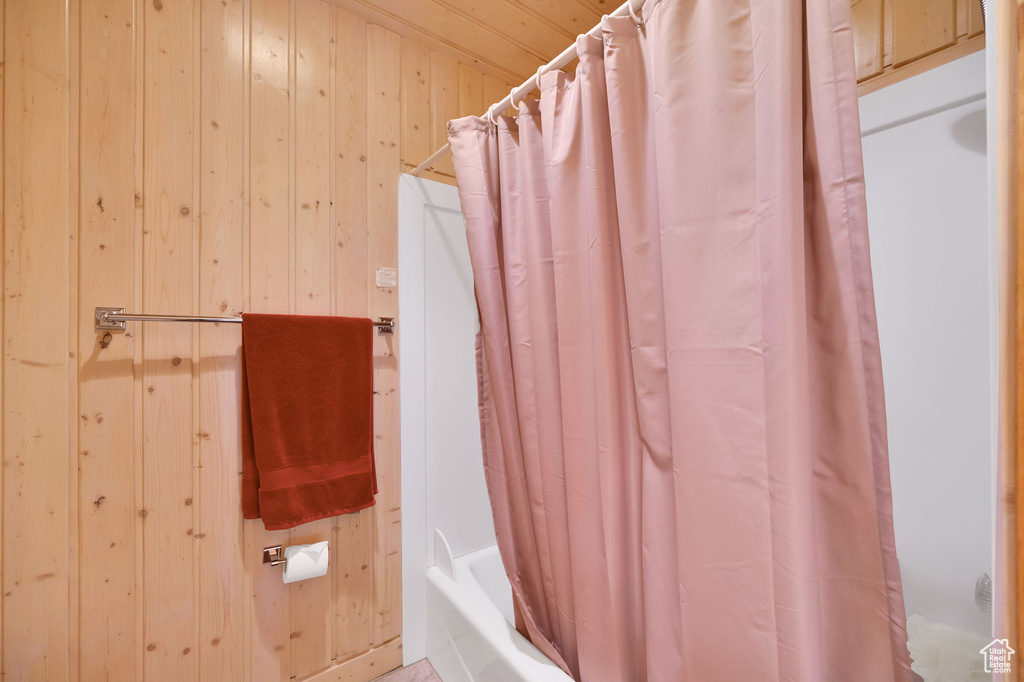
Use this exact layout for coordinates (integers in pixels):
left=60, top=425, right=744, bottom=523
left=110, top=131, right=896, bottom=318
left=398, top=174, right=570, bottom=681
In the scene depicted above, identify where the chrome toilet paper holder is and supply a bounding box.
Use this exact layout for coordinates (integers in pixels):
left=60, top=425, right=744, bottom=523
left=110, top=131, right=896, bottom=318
left=263, top=545, right=286, bottom=566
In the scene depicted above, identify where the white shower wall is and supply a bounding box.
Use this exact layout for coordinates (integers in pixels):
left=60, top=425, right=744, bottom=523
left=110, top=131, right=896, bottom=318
left=399, top=175, right=496, bottom=666
left=860, top=50, right=993, bottom=636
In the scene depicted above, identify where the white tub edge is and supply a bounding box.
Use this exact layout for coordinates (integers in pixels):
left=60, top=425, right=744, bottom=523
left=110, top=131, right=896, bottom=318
left=426, top=545, right=572, bottom=682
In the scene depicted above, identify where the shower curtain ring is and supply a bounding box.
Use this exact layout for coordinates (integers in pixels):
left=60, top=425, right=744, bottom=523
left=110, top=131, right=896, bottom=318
left=508, top=86, right=520, bottom=111
left=484, top=104, right=497, bottom=127
left=535, top=63, right=548, bottom=91
left=628, top=0, right=644, bottom=27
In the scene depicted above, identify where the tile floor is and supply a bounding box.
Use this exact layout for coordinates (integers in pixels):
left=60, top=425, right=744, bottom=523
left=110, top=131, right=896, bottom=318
left=373, top=659, right=442, bottom=682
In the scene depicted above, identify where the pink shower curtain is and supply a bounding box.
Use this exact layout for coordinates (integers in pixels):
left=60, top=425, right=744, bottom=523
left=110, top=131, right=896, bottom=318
left=447, top=1, right=912, bottom=679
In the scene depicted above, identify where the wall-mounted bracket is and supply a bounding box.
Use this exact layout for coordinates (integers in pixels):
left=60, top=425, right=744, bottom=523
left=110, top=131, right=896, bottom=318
left=263, top=545, right=285, bottom=566
left=95, top=307, right=127, bottom=331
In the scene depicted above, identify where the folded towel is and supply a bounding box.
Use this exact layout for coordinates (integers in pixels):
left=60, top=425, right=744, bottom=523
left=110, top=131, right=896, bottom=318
left=241, top=313, right=377, bottom=530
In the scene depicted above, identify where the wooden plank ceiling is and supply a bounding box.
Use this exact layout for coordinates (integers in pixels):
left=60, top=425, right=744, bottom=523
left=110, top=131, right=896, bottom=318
left=327, top=0, right=607, bottom=83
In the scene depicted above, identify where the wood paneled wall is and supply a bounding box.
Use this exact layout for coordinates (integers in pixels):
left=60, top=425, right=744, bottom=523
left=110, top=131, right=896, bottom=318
left=853, top=0, right=986, bottom=94
left=0, top=0, right=509, bottom=679
left=998, top=0, right=1022, bottom=666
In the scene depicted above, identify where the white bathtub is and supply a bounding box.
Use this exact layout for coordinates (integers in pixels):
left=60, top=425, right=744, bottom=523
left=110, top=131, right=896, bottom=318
left=426, top=544, right=573, bottom=682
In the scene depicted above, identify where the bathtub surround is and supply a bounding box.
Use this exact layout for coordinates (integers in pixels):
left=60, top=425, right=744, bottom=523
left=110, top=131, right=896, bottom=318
left=241, top=314, right=377, bottom=530
left=448, top=1, right=911, bottom=680
left=425, top=546, right=572, bottom=681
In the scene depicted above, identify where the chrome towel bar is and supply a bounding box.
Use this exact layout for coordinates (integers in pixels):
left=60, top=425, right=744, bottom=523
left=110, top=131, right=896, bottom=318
left=95, top=307, right=395, bottom=335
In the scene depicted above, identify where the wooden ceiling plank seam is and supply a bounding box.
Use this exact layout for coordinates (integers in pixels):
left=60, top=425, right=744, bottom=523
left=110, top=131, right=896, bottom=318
left=502, top=0, right=604, bottom=38
left=427, top=0, right=575, bottom=57
left=363, top=0, right=552, bottom=62
left=574, top=0, right=617, bottom=19
left=326, top=0, right=537, bottom=82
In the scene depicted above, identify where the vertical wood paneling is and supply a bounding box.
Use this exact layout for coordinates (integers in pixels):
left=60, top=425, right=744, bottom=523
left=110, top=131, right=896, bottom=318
left=2, top=0, right=71, bottom=679
left=400, top=39, right=432, bottom=170
left=247, top=0, right=293, bottom=679
left=66, top=1, right=82, bottom=676
left=482, top=75, right=511, bottom=117
left=428, top=53, right=459, bottom=177
left=249, top=0, right=293, bottom=314
left=141, top=0, right=198, bottom=677
left=78, top=0, right=139, bottom=678
left=891, top=0, right=957, bottom=66
left=457, top=63, right=484, bottom=119
left=333, top=9, right=375, bottom=664
left=289, top=0, right=335, bottom=676
left=334, top=11, right=370, bottom=324
left=851, top=0, right=885, bottom=80
left=367, top=24, right=402, bottom=647
left=0, top=0, right=5, bottom=669
left=955, top=0, right=986, bottom=37
left=198, top=0, right=246, bottom=679
left=966, top=0, right=984, bottom=37
left=294, top=0, right=333, bottom=318
left=132, top=4, right=147, bottom=679
left=2, top=0, right=507, bottom=677
left=883, top=0, right=894, bottom=67
left=858, top=0, right=985, bottom=93
left=995, top=0, right=1021, bottom=658
left=957, top=0, right=970, bottom=36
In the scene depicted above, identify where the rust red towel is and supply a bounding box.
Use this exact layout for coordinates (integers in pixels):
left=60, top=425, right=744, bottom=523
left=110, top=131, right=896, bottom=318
left=240, top=313, right=377, bottom=530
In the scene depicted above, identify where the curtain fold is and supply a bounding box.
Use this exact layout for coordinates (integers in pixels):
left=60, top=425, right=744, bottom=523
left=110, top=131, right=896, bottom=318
left=448, top=1, right=911, bottom=679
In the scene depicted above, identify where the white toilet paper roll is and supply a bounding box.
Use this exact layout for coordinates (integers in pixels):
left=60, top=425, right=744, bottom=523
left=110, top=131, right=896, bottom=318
left=282, top=541, right=329, bottom=584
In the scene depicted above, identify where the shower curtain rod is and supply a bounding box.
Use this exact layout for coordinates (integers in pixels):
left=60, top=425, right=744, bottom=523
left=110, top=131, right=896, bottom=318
left=409, top=0, right=650, bottom=177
